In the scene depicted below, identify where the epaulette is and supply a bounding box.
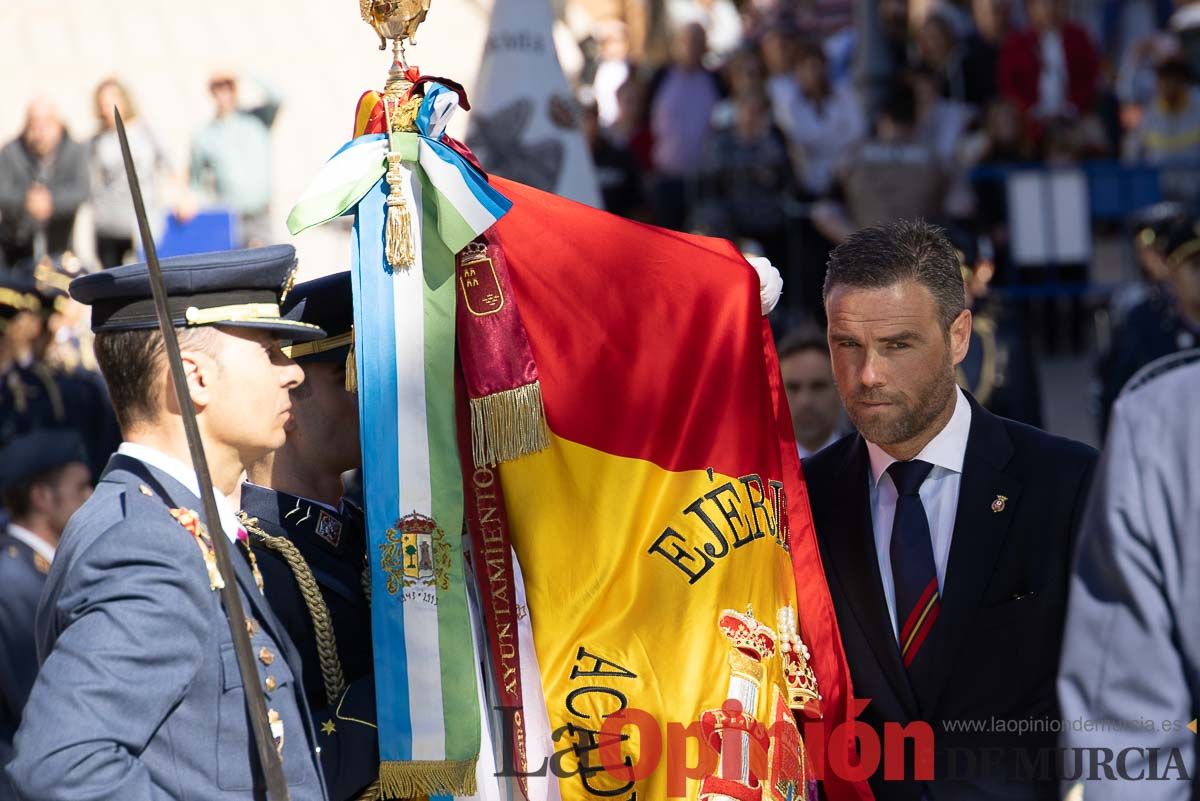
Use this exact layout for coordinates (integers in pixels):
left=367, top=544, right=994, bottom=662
left=1122, top=348, right=1200, bottom=395
left=1, top=539, right=49, bottom=574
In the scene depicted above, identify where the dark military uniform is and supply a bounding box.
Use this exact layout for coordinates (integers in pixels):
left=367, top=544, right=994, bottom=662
left=1097, top=214, right=1200, bottom=436
left=1097, top=290, right=1199, bottom=434
left=0, top=362, right=120, bottom=476
left=0, top=531, right=49, bottom=801
left=0, top=429, right=89, bottom=801
left=240, top=484, right=372, bottom=709
left=0, top=269, right=120, bottom=474
left=958, top=300, right=1044, bottom=428
left=237, top=271, right=376, bottom=801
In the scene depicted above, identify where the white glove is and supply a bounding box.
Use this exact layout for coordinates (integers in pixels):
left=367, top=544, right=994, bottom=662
left=745, top=254, right=783, bottom=316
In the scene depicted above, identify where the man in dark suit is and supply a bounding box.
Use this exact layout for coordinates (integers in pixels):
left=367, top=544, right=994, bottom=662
left=803, top=220, right=1097, bottom=801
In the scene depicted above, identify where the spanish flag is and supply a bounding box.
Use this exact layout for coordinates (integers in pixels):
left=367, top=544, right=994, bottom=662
left=291, top=80, right=868, bottom=799
left=483, top=176, right=870, bottom=801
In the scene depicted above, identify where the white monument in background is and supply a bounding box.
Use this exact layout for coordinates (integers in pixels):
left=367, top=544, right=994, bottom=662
left=467, top=0, right=602, bottom=207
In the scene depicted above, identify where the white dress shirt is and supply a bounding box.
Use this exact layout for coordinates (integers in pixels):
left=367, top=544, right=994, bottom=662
left=7, top=523, right=56, bottom=563
left=865, top=387, right=972, bottom=640
left=117, top=442, right=242, bottom=543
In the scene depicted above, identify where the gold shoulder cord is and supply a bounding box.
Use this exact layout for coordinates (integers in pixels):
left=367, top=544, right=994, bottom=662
left=238, top=513, right=347, bottom=705
left=239, top=518, right=385, bottom=800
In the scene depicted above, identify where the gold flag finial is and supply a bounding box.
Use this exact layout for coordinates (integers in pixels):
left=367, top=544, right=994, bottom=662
left=360, top=0, right=431, bottom=51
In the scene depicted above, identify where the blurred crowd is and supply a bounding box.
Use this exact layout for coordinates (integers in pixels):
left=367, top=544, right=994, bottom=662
left=0, top=71, right=281, bottom=274
left=0, top=71, right=286, bottom=528
left=569, top=0, right=1200, bottom=437
left=3, top=0, right=1200, bottom=455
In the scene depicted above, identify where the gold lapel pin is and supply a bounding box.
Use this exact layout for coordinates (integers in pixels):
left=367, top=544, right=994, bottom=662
left=991, top=495, right=1008, bottom=513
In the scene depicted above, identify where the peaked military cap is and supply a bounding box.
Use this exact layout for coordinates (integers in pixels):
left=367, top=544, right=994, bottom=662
left=0, top=429, right=89, bottom=494
left=0, top=270, right=44, bottom=321
left=69, top=245, right=325, bottom=342
left=280, top=271, right=353, bottom=363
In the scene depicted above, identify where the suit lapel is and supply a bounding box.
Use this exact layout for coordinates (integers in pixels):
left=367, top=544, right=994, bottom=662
left=910, top=397, right=1022, bottom=717
left=821, top=436, right=920, bottom=718
left=102, top=455, right=308, bottom=684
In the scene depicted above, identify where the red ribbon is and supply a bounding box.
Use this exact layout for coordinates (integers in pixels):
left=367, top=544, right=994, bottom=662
left=455, top=235, right=539, bottom=401
left=456, top=380, right=530, bottom=799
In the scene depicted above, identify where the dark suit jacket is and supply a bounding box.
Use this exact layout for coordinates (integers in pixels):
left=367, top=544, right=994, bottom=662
left=803, top=394, right=1097, bottom=801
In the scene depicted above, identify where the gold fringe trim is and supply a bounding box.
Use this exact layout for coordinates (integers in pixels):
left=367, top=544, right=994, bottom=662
left=378, top=759, right=477, bottom=799
left=385, top=152, right=417, bottom=271
left=346, top=338, right=358, bottom=393
left=469, top=381, right=550, bottom=468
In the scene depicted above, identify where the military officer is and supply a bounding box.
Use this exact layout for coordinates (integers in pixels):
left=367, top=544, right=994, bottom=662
left=0, top=272, right=56, bottom=444
left=0, top=268, right=120, bottom=475
left=945, top=225, right=1044, bottom=428
left=1097, top=214, right=1200, bottom=436
left=238, top=272, right=375, bottom=800
left=1059, top=348, right=1200, bottom=800
left=6, top=246, right=374, bottom=801
left=0, top=429, right=91, bottom=801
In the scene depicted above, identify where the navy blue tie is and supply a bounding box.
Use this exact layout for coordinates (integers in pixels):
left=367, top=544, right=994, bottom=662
left=887, top=459, right=940, bottom=671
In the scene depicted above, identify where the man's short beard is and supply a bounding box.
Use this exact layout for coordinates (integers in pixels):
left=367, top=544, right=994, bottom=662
left=848, top=354, right=957, bottom=447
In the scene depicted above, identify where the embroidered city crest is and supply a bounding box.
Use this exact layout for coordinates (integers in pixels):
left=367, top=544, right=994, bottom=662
left=315, top=510, right=343, bottom=547
left=458, top=241, right=505, bottom=317
left=379, top=512, right=452, bottom=594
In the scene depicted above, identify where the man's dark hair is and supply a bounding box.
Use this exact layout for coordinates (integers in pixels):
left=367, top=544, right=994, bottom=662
left=93, top=327, right=217, bottom=430
left=777, top=325, right=829, bottom=361
left=823, top=219, right=967, bottom=328
left=2, top=465, right=68, bottom=519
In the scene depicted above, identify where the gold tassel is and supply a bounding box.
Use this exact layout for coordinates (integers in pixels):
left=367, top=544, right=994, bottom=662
left=385, top=152, right=416, bottom=271
left=345, top=339, right=358, bottom=393
left=469, top=381, right=551, bottom=468
left=377, top=759, right=477, bottom=799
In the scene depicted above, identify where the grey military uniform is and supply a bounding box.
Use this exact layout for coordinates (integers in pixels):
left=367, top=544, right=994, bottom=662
left=1058, top=349, right=1200, bottom=800
left=6, top=454, right=328, bottom=801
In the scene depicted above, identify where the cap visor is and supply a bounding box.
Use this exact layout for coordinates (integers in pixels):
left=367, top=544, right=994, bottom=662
left=216, top=318, right=327, bottom=342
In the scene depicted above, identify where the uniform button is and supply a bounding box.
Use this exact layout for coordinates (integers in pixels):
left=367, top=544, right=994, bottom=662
left=259, top=647, right=275, bottom=666
left=246, top=619, right=259, bottom=637
left=265, top=676, right=278, bottom=692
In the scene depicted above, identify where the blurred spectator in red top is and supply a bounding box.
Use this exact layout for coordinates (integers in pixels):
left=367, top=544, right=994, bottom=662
left=998, top=0, right=1100, bottom=133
